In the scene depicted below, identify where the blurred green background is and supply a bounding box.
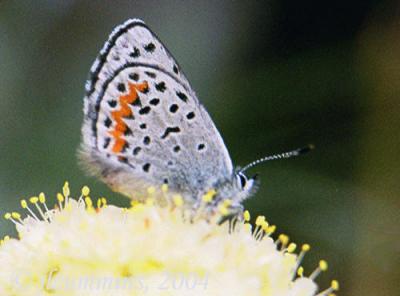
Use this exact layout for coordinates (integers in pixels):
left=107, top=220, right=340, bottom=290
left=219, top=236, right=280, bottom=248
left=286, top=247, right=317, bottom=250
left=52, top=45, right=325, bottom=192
left=1, top=1, right=399, bottom=295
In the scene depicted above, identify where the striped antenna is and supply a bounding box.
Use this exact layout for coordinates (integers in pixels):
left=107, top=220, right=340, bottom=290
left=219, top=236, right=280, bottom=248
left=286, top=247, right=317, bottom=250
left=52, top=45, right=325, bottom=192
left=239, top=144, right=314, bottom=173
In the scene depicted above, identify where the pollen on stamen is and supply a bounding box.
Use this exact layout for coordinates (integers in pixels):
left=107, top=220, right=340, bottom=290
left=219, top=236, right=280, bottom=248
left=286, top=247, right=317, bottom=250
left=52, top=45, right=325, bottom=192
left=255, top=220, right=269, bottom=241
left=317, top=280, right=339, bottom=296
left=201, top=189, right=216, bottom=203
left=310, top=260, right=328, bottom=280
left=97, top=198, right=102, bottom=209
left=20, top=200, right=28, bottom=209
left=331, top=280, right=339, bottom=291
left=172, top=194, right=183, bottom=207
left=261, top=220, right=269, bottom=231
left=63, top=181, right=70, bottom=198
left=255, top=215, right=265, bottom=226
left=297, top=266, right=304, bottom=277
left=243, top=210, right=251, bottom=222
left=266, top=225, right=276, bottom=235
left=253, top=216, right=266, bottom=239
left=287, top=242, right=297, bottom=253
left=0, top=235, right=10, bottom=246
left=222, top=199, right=232, bottom=207
left=39, top=192, right=52, bottom=220
left=11, top=212, right=21, bottom=220
left=57, top=193, right=64, bottom=209
left=278, top=234, right=290, bottom=248
left=29, top=196, right=39, bottom=204
left=81, top=186, right=90, bottom=197
left=218, top=204, right=229, bottom=216
left=84, top=197, right=94, bottom=213
left=4, top=212, right=22, bottom=226
left=29, top=196, right=49, bottom=222
left=20, top=199, right=40, bottom=221
left=161, top=184, right=168, bottom=193
left=39, top=192, right=46, bottom=204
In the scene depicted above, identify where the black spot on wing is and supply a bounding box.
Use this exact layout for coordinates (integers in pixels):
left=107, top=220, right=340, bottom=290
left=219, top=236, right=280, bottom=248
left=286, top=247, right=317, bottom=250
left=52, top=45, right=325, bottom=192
left=144, top=43, right=156, bottom=52
left=169, top=104, right=179, bottom=113
left=143, top=136, right=151, bottom=145
left=139, top=106, right=151, bottom=115
left=155, top=82, right=166, bottom=92
left=129, top=73, right=139, bottom=81
left=139, top=123, right=147, bottom=129
left=161, top=127, right=181, bottom=139
left=145, top=71, right=156, bottom=78
left=173, top=65, right=178, bottom=74
left=149, top=98, right=160, bottom=106
left=176, top=91, right=188, bottom=102
left=104, top=117, right=112, bottom=128
left=197, top=143, right=205, bottom=151
left=186, top=112, right=195, bottom=120
left=117, top=83, right=126, bottom=92
left=142, top=163, right=151, bottom=172
left=130, top=98, right=142, bottom=107
left=130, top=47, right=140, bottom=58
left=133, top=146, right=141, bottom=155
left=103, top=137, right=111, bottom=149
left=108, top=100, right=117, bottom=108
left=124, top=126, right=132, bottom=136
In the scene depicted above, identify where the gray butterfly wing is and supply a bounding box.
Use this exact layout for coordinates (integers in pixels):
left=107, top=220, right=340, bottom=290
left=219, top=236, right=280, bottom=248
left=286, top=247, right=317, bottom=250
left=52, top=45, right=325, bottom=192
left=80, top=19, right=233, bottom=200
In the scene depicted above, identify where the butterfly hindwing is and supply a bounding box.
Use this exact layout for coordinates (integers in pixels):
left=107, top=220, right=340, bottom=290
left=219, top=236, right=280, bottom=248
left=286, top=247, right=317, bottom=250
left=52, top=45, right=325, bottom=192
left=80, top=19, right=233, bottom=200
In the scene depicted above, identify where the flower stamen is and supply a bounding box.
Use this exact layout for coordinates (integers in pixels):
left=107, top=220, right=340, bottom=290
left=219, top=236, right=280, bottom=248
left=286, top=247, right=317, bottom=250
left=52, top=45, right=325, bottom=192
left=20, top=199, right=40, bottom=221
left=56, top=193, right=64, bottom=210
left=310, top=260, right=328, bottom=280
left=316, top=280, right=339, bottom=296
left=29, top=196, right=49, bottom=222
left=39, top=192, right=52, bottom=222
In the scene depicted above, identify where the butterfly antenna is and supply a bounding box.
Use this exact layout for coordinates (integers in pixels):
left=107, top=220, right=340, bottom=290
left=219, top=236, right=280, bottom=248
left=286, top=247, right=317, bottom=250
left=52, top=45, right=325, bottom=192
left=239, top=144, right=315, bottom=173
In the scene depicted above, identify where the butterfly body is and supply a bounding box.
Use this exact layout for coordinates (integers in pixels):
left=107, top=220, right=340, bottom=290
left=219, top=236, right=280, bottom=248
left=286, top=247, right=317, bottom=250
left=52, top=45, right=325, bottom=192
left=80, top=19, right=257, bottom=210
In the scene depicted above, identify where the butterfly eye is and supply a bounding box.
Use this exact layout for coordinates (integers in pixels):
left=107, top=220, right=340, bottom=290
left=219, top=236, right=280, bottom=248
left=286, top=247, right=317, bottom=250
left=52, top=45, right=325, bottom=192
left=237, top=173, right=247, bottom=189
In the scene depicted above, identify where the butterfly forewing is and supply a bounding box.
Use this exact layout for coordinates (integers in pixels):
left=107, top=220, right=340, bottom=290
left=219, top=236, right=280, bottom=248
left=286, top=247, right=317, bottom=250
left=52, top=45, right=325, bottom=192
left=80, top=19, right=233, bottom=200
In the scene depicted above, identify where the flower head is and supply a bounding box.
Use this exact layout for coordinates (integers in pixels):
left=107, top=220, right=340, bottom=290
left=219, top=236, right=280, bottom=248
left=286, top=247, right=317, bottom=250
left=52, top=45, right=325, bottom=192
left=0, top=183, right=338, bottom=296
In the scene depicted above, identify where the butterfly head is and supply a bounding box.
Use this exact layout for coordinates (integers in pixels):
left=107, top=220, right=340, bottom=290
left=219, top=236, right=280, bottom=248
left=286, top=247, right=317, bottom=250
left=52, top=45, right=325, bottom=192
left=207, top=171, right=259, bottom=211
left=234, top=171, right=259, bottom=200
left=212, top=145, right=315, bottom=210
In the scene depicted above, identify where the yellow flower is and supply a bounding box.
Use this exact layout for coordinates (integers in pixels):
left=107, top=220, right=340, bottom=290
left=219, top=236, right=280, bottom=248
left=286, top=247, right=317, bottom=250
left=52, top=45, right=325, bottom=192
left=0, top=183, right=338, bottom=296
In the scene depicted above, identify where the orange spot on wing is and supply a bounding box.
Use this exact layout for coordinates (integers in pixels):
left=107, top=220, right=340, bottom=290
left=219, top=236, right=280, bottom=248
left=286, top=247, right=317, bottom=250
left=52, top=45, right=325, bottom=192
left=112, top=138, right=127, bottom=153
left=109, top=81, right=148, bottom=153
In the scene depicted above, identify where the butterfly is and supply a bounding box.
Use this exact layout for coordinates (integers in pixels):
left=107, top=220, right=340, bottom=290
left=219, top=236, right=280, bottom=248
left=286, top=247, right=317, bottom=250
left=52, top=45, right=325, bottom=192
left=79, top=19, right=310, bottom=213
